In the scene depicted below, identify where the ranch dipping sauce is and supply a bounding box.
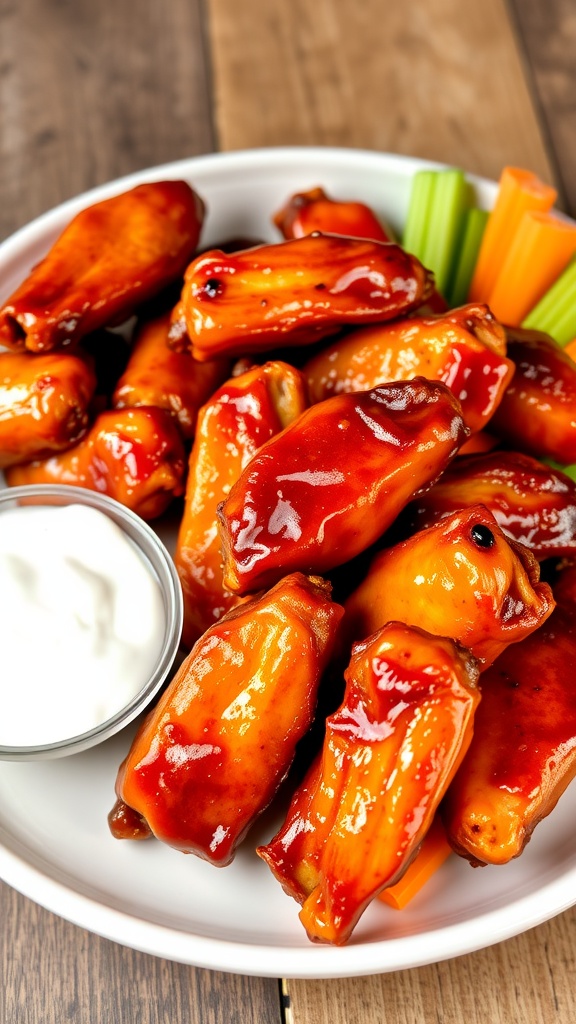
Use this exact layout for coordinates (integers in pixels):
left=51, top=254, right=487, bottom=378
left=0, top=502, right=166, bottom=747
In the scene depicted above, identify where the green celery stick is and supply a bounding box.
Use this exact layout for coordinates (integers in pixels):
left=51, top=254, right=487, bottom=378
left=402, top=171, right=437, bottom=261
left=522, top=271, right=575, bottom=338
left=447, top=208, right=489, bottom=307
left=550, top=305, right=576, bottom=346
left=422, top=169, right=471, bottom=297
left=522, top=257, right=576, bottom=345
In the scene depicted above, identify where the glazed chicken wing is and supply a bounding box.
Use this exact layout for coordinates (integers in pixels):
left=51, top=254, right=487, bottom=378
left=490, top=327, right=576, bottom=464
left=109, top=573, right=343, bottom=865
left=408, top=450, right=576, bottom=560
left=112, top=310, right=229, bottom=440
left=175, top=360, right=308, bottom=648
left=0, top=350, right=96, bottom=468
left=273, top=186, right=392, bottom=242
left=177, top=234, right=434, bottom=361
left=258, top=622, right=480, bottom=944
left=5, top=406, right=186, bottom=520
left=0, top=181, right=205, bottom=352
left=343, top=505, right=554, bottom=665
left=303, top=304, right=513, bottom=434
left=218, top=378, right=467, bottom=595
left=442, top=572, right=576, bottom=865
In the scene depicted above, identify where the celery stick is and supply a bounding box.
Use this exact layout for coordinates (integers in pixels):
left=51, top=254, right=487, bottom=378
left=523, top=257, right=576, bottom=345
left=447, top=208, right=489, bottom=307
left=523, top=266, right=575, bottom=333
left=549, top=305, right=576, bottom=346
left=402, top=171, right=437, bottom=260
left=422, top=169, right=471, bottom=297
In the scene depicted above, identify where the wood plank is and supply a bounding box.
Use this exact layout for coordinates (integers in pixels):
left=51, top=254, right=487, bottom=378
left=208, top=0, right=554, bottom=183
left=285, top=907, right=576, bottom=1024
left=508, top=0, right=576, bottom=214
left=0, top=0, right=215, bottom=241
left=0, top=3, right=280, bottom=1020
left=0, top=882, right=282, bottom=1024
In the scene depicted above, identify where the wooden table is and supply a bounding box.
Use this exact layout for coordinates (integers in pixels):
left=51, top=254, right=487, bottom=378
left=1, top=1, right=576, bottom=1020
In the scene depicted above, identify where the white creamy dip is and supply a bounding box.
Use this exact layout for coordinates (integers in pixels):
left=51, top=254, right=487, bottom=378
left=0, top=503, right=166, bottom=746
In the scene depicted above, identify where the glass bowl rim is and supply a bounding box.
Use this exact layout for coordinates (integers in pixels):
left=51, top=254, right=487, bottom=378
left=0, top=483, right=183, bottom=760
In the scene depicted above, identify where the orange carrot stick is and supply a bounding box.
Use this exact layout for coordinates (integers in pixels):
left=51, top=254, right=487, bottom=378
left=487, top=211, right=576, bottom=326
left=378, top=816, right=452, bottom=910
left=468, top=167, right=557, bottom=304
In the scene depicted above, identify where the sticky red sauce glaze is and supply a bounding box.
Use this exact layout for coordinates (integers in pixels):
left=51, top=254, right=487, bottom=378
left=440, top=340, right=512, bottom=433
left=552, top=561, right=576, bottom=607
left=273, top=186, right=392, bottom=242
left=490, top=328, right=576, bottom=464
left=0, top=349, right=97, bottom=467
left=303, top=305, right=513, bottom=434
left=108, top=799, right=152, bottom=841
left=175, top=361, right=308, bottom=648
left=6, top=407, right=187, bottom=520
left=118, top=718, right=233, bottom=861
left=258, top=622, right=479, bottom=945
left=219, top=378, right=467, bottom=595
left=474, top=611, right=576, bottom=794
left=408, top=450, right=576, bottom=559
left=443, top=586, right=576, bottom=864
left=343, top=504, right=554, bottom=666
left=202, top=371, right=298, bottom=453
left=112, top=574, right=344, bottom=866
left=112, top=310, right=229, bottom=441
left=180, top=234, right=434, bottom=361
left=0, top=181, right=205, bottom=353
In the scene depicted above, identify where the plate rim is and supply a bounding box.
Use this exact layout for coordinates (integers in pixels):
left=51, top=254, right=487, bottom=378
left=2, top=822, right=576, bottom=978
left=2, top=145, right=574, bottom=979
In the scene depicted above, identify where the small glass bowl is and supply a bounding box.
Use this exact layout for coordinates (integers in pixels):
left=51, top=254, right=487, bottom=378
left=0, top=484, right=183, bottom=760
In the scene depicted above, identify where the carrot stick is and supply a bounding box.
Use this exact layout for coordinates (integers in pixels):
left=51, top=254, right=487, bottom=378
left=487, top=210, right=576, bottom=326
left=378, top=816, right=452, bottom=910
left=468, top=167, right=557, bottom=304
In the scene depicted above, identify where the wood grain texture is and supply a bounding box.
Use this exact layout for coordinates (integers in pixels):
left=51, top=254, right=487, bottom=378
left=207, top=0, right=554, bottom=183
left=507, top=0, right=576, bottom=215
left=0, top=0, right=215, bottom=241
left=286, top=908, right=576, bottom=1024
left=0, top=883, right=282, bottom=1024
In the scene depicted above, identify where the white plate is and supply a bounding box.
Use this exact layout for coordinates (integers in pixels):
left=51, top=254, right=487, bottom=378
left=1, top=147, right=575, bottom=979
